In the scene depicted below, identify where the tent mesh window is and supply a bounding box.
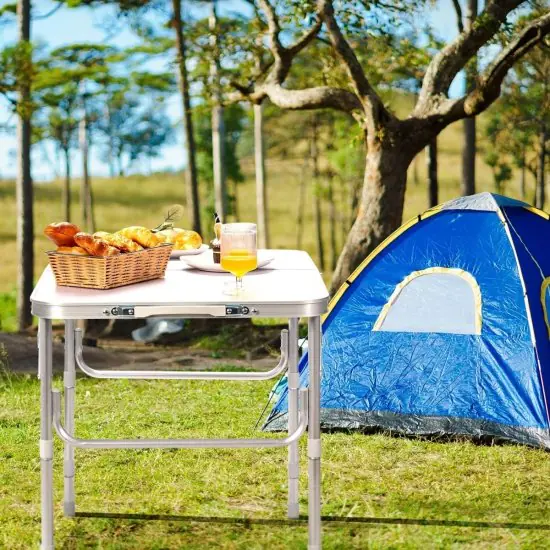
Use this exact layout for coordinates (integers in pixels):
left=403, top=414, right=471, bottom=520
left=373, top=268, right=482, bottom=335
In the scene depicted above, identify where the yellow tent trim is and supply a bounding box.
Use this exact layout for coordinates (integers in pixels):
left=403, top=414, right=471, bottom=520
left=540, top=278, right=550, bottom=338
left=325, top=214, right=424, bottom=317
left=372, top=267, right=483, bottom=334
left=524, top=206, right=550, bottom=220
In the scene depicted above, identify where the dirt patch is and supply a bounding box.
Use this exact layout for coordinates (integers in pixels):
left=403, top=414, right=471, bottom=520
left=0, top=331, right=281, bottom=374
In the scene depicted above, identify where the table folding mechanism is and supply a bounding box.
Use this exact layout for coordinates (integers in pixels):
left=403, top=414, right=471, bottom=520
left=31, top=250, right=329, bottom=550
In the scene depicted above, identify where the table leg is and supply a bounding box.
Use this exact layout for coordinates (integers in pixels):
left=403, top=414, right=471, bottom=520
left=63, top=320, right=76, bottom=517
left=308, top=316, right=321, bottom=550
left=287, top=318, right=300, bottom=519
left=39, top=318, right=54, bottom=550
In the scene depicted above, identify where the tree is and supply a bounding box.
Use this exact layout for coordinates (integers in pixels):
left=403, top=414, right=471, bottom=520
left=16, top=0, right=33, bottom=330
left=228, top=1, right=550, bottom=292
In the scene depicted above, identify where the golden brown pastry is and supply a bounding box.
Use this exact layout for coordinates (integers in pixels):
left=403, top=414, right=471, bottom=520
left=44, top=222, right=81, bottom=247
left=117, top=226, right=162, bottom=248
left=56, top=246, right=89, bottom=255
left=173, top=230, right=202, bottom=250
left=94, top=232, right=143, bottom=253
left=74, top=232, right=121, bottom=257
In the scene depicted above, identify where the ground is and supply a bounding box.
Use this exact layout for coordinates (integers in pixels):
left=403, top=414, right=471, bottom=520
left=2, top=336, right=550, bottom=549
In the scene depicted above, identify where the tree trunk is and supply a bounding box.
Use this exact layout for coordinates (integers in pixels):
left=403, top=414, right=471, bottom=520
left=535, top=125, right=546, bottom=210
left=210, top=0, right=227, bottom=220
left=461, top=0, right=477, bottom=197
left=519, top=146, right=526, bottom=200
left=254, top=102, right=269, bottom=248
left=63, top=147, right=71, bottom=221
left=172, top=0, right=201, bottom=234
left=296, top=161, right=307, bottom=250
left=79, top=114, right=95, bottom=232
left=331, top=139, right=411, bottom=294
left=311, top=116, right=325, bottom=271
left=16, top=0, right=33, bottom=330
left=327, top=170, right=337, bottom=271
left=426, top=138, right=438, bottom=207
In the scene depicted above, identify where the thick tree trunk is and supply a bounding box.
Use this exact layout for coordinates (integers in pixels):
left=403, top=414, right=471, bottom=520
left=254, top=102, right=269, bottom=248
left=16, top=0, right=33, bottom=330
left=461, top=0, right=477, bottom=196
left=63, top=147, right=71, bottom=221
left=426, top=138, right=438, bottom=207
left=311, top=117, right=325, bottom=270
left=172, top=0, right=201, bottom=234
left=535, top=125, right=546, bottom=210
left=331, top=140, right=412, bottom=294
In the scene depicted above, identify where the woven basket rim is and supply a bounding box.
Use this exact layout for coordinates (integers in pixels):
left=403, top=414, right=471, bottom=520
left=46, top=242, right=173, bottom=257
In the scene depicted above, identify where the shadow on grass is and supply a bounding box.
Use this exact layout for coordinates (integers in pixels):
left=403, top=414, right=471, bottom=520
left=75, top=512, right=550, bottom=530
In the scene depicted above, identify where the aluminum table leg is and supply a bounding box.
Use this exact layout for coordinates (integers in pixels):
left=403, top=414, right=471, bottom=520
left=63, top=320, right=76, bottom=517
left=308, top=316, right=322, bottom=549
left=287, top=318, right=300, bottom=519
left=39, top=319, right=54, bottom=550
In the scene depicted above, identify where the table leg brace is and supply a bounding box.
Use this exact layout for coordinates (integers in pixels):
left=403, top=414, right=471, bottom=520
left=287, top=318, right=300, bottom=519
left=63, top=320, right=76, bottom=517
left=39, top=319, right=54, bottom=550
left=308, top=316, right=322, bottom=550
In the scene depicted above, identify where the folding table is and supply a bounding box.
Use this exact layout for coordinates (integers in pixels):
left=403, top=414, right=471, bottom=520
left=31, top=249, right=329, bottom=549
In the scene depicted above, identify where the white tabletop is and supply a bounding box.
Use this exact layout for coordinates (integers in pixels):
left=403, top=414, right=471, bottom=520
left=31, top=249, right=329, bottom=319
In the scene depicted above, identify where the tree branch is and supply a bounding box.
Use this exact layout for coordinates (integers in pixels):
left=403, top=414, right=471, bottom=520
left=417, top=0, right=523, bottom=111
left=320, top=0, right=391, bottom=124
left=431, top=12, right=550, bottom=125
left=451, top=0, right=464, bottom=33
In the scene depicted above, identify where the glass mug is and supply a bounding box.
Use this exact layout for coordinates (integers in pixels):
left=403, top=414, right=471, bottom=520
left=220, top=223, right=258, bottom=295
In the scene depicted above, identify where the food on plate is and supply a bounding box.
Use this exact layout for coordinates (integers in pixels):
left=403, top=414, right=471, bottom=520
left=157, top=227, right=184, bottom=242
left=117, top=226, right=162, bottom=248
left=56, top=246, right=89, bottom=255
left=93, top=231, right=143, bottom=253
left=173, top=230, right=202, bottom=250
left=209, top=212, right=222, bottom=264
left=74, top=232, right=121, bottom=257
left=44, top=222, right=81, bottom=247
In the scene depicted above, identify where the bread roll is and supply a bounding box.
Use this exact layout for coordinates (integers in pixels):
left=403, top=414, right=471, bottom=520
left=117, top=226, right=162, bottom=248
left=74, top=232, right=121, bottom=257
left=173, top=230, right=202, bottom=250
left=44, top=222, right=81, bottom=247
left=56, top=246, right=89, bottom=255
left=94, top=232, right=143, bottom=253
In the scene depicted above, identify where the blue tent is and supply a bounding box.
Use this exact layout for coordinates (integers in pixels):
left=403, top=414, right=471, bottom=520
left=265, top=193, right=550, bottom=449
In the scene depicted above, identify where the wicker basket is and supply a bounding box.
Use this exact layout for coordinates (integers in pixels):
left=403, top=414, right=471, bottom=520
left=47, top=244, right=173, bottom=290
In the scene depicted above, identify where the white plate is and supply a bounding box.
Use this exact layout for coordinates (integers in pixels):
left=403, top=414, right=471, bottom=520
left=181, top=250, right=275, bottom=272
left=170, top=244, right=209, bottom=258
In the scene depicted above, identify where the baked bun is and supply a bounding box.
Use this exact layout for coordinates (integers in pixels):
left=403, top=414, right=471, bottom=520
left=117, top=226, right=162, bottom=248
left=44, top=222, right=81, bottom=247
left=56, top=246, right=89, bottom=255
left=94, top=232, right=143, bottom=253
left=173, top=230, right=202, bottom=250
left=74, top=232, right=121, bottom=257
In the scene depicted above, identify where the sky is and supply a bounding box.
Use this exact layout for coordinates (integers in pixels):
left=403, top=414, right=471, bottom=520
left=0, top=0, right=460, bottom=181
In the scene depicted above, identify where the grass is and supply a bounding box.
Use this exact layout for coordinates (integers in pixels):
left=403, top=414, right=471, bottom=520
left=2, top=372, right=550, bottom=549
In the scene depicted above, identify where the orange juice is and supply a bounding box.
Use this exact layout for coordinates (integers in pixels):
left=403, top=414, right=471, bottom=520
left=221, top=249, right=258, bottom=277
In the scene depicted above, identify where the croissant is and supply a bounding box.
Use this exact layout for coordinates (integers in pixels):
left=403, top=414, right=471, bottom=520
left=56, top=246, right=89, bottom=255
left=117, top=226, right=162, bottom=248
left=74, top=232, right=121, bottom=257
left=93, top=231, right=143, bottom=252
left=173, top=230, right=202, bottom=250
left=44, top=222, right=81, bottom=247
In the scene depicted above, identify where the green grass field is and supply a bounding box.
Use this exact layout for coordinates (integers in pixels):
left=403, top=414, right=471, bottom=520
left=2, top=370, right=550, bottom=549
